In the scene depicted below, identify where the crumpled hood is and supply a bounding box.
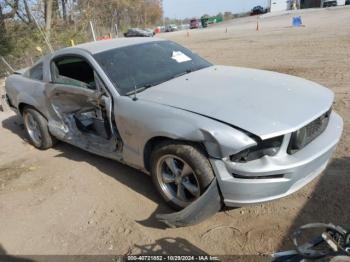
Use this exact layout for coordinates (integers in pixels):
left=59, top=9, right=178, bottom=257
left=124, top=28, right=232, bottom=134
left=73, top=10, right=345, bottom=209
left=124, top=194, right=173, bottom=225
left=138, top=66, right=334, bottom=139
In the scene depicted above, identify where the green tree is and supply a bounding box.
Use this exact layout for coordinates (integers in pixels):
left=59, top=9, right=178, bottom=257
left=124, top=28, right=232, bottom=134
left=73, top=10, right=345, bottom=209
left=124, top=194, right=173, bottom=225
left=0, top=0, right=19, bottom=56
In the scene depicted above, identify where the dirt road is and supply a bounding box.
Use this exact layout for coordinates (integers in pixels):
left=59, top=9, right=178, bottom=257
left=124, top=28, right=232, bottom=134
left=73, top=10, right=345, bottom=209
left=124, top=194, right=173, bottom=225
left=0, top=7, right=349, bottom=256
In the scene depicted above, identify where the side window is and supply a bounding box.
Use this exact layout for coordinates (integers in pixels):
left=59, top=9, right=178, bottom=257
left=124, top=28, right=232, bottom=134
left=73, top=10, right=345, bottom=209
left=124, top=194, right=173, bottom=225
left=51, top=56, right=96, bottom=90
left=29, top=63, right=43, bottom=81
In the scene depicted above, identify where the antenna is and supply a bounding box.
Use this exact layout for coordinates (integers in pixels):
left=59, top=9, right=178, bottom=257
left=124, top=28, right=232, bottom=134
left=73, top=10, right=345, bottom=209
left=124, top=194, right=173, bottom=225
left=133, top=85, right=138, bottom=101
left=130, top=76, right=138, bottom=101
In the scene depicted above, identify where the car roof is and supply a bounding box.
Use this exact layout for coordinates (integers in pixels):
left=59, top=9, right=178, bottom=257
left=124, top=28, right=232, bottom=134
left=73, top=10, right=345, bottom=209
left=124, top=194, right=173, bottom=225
left=70, top=37, right=166, bottom=55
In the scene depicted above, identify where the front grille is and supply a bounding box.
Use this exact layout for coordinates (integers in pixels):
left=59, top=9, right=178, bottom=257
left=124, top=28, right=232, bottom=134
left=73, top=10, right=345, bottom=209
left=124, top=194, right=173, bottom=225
left=288, top=108, right=332, bottom=154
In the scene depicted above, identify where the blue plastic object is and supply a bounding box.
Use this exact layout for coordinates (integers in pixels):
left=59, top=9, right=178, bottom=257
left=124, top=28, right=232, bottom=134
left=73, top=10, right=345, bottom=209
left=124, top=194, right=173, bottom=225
left=292, top=16, right=302, bottom=27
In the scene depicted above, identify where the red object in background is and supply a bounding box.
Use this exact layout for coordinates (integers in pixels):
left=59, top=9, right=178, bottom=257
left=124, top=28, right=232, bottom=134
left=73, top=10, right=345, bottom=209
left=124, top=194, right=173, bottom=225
left=97, top=35, right=112, bottom=41
left=190, top=19, right=200, bottom=29
left=154, top=27, right=161, bottom=34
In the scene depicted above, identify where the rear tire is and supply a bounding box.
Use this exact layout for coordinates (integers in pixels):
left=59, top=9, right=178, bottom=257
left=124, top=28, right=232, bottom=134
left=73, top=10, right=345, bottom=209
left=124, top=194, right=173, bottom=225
left=23, top=107, right=56, bottom=150
left=150, top=141, right=214, bottom=210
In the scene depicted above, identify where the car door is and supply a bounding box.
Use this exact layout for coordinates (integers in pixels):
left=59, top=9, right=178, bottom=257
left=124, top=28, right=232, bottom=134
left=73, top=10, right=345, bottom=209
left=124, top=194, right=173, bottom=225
left=45, top=55, right=109, bottom=141
left=46, top=56, right=96, bottom=119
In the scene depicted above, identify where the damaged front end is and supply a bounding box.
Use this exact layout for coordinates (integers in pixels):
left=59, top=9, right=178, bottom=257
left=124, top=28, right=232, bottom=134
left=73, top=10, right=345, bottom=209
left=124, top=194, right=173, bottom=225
left=156, top=178, right=223, bottom=228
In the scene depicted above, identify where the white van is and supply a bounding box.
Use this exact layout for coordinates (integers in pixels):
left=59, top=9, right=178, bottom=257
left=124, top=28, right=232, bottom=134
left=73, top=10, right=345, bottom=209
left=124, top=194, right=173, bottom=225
left=270, top=0, right=289, bottom=12
left=322, top=0, right=346, bottom=7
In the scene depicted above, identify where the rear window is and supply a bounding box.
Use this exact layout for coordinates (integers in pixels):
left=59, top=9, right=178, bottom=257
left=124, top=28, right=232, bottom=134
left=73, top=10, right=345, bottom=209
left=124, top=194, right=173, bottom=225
left=29, top=63, right=43, bottom=81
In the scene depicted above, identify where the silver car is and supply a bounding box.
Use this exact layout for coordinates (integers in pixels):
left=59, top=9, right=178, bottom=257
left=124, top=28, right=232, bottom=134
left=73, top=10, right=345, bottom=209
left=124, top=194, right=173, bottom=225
left=4, top=38, right=343, bottom=225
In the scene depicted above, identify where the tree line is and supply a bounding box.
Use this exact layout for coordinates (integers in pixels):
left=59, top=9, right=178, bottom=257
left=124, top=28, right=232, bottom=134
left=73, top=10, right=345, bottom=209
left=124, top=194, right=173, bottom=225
left=0, top=0, right=162, bottom=75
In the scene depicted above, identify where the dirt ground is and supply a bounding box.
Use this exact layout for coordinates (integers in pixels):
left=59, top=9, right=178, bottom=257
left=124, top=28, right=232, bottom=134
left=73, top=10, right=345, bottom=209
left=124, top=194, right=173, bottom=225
left=0, top=6, right=349, bottom=257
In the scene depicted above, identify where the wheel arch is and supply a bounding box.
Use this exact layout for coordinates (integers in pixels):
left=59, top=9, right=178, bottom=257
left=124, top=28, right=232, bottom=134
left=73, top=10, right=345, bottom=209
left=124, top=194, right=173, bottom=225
left=18, top=103, right=37, bottom=115
left=18, top=103, right=44, bottom=118
left=143, top=136, right=208, bottom=172
left=16, top=91, right=45, bottom=117
left=19, top=102, right=56, bottom=150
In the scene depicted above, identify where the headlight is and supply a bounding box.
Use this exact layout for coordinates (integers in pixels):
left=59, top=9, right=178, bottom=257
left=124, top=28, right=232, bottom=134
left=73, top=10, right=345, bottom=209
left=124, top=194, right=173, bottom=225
left=288, top=108, right=332, bottom=154
left=290, top=126, right=308, bottom=151
left=230, top=136, right=284, bottom=163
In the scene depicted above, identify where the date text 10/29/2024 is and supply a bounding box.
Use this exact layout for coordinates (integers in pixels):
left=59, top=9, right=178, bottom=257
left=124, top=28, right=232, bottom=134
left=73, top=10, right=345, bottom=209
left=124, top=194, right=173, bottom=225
left=126, top=256, right=220, bottom=261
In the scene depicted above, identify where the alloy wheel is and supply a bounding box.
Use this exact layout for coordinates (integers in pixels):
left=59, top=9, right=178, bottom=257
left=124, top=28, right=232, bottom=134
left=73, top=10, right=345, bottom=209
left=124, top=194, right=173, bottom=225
left=24, top=112, right=42, bottom=146
left=156, top=154, right=201, bottom=207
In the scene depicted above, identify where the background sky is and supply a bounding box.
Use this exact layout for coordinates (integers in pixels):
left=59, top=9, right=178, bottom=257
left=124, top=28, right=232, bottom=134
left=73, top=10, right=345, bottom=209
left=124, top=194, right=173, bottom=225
left=163, top=0, right=270, bottom=19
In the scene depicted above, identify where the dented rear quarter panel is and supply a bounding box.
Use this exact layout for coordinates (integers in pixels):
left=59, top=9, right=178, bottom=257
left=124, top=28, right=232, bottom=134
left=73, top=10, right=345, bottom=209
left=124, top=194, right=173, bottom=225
left=5, top=74, right=48, bottom=117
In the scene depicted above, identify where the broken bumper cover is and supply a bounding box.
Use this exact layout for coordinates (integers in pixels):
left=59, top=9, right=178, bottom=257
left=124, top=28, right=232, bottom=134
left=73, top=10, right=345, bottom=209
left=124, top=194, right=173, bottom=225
left=211, top=112, right=343, bottom=207
left=156, top=178, right=222, bottom=228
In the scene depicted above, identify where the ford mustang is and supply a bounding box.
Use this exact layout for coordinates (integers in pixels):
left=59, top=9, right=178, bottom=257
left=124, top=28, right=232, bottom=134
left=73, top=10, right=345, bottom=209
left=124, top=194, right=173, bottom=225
left=4, top=38, right=343, bottom=226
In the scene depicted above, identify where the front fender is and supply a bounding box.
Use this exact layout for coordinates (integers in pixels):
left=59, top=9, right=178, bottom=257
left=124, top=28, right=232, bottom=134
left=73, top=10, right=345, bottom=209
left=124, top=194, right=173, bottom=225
left=115, top=97, right=257, bottom=169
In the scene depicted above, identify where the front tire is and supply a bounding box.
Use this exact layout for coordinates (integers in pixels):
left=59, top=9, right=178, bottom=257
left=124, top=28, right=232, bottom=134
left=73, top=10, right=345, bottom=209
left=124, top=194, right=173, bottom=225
left=150, top=142, right=215, bottom=210
left=23, top=107, right=55, bottom=150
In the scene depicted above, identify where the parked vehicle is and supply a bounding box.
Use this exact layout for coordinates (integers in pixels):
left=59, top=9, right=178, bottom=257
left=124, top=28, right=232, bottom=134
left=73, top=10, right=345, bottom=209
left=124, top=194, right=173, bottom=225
left=190, top=19, right=200, bottom=29
left=179, top=24, right=190, bottom=30
left=200, top=15, right=224, bottom=28
left=5, top=38, right=343, bottom=225
left=323, top=0, right=337, bottom=7
left=336, top=0, right=347, bottom=5
left=144, top=28, right=156, bottom=36
left=251, top=5, right=267, bottom=15
left=165, top=24, right=178, bottom=32
left=124, top=28, right=153, bottom=37
left=346, top=0, right=350, bottom=5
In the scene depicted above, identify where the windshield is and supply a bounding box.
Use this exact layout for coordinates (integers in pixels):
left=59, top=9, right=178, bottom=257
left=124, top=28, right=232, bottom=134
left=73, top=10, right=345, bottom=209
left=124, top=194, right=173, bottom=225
left=94, top=40, right=212, bottom=96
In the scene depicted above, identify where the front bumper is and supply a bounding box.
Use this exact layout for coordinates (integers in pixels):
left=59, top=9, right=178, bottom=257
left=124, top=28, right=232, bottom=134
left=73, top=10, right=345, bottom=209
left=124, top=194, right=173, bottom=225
left=211, top=112, right=343, bottom=207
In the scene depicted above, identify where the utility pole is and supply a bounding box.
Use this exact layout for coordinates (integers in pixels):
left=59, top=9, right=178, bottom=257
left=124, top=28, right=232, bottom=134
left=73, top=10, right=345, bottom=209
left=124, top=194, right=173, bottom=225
left=0, top=56, right=15, bottom=72
left=161, top=0, right=165, bottom=27
left=30, top=8, right=54, bottom=53
left=90, top=21, right=96, bottom=41
left=115, top=24, right=118, bottom=37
